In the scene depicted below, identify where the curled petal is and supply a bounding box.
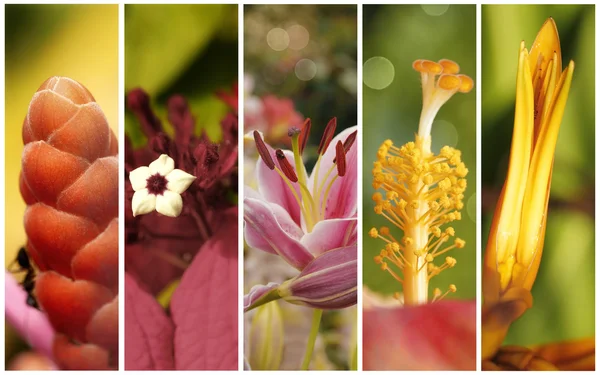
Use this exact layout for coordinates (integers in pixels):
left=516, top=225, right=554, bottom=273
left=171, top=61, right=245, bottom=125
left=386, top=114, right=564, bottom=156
left=156, top=190, right=183, bottom=217
left=244, top=198, right=313, bottom=270
left=244, top=282, right=281, bottom=312
left=129, top=166, right=151, bottom=191
left=166, top=169, right=196, bottom=194
left=132, top=189, right=156, bottom=217
left=301, top=217, right=357, bottom=256
left=149, top=154, right=174, bottom=176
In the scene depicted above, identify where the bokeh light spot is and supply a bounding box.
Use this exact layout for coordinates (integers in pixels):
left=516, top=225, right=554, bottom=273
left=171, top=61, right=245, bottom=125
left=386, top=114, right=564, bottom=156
left=287, top=24, right=310, bottom=50
left=421, top=5, right=450, bottom=16
left=363, top=56, right=395, bottom=90
left=431, top=120, right=459, bottom=151
left=266, top=28, right=290, bottom=51
left=295, top=59, right=317, bottom=81
left=467, top=193, right=476, bottom=223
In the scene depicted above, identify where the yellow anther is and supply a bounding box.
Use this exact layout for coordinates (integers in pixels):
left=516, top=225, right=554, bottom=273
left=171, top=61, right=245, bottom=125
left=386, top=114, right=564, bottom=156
left=381, top=262, right=388, bottom=271
left=410, top=200, right=419, bottom=209
left=433, top=288, right=442, bottom=298
left=425, top=254, right=434, bottom=262
left=439, top=59, right=460, bottom=74
left=391, top=242, right=400, bottom=252
left=402, top=236, right=414, bottom=246
left=379, top=226, right=390, bottom=236
left=455, top=238, right=466, bottom=248
left=374, top=205, right=383, bottom=214
left=457, top=74, right=474, bottom=93
left=369, top=228, right=378, bottom=238
left=449, top=284, right=457, bottom=293
left=383, top=139, right=393, bottom=147
left=423, top=174, right=434, bottom=185
left=372, top=192, right=383, bottom=203
left=374, top=255, right=383, bottom=264
left=445, top=257, right=457, bottom=267
left=445, top=227, right=455, bottom=236
left=386, top=191, right=398, bottom=200
left=393, top=292, right=402, bottom=300
left=438, top=74, right=462, bottom=91
left=431, top=226, right=441, bottom=237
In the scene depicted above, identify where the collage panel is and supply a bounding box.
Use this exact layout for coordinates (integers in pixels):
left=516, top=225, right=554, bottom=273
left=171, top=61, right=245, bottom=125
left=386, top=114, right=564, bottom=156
left=362, top=4, right=476, bottom=370
left=5, top=4, right=119, bottom=370
left=481, top=5, right=595, bottom=370
left=123, top=4, right=239, bottom=371
left=243, top=4, right=358, bottom=371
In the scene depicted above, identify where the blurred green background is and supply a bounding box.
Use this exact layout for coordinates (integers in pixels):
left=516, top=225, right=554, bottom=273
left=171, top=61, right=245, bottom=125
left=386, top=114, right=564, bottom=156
left=363, top=5, right=476, bottom=300
left=125, top=4, right=238, bottom=145
left=482, top=5, right=595, bottom=346
left=244, top=4, right=357, bottom=143
left=5, top=4, right=118, bottom=366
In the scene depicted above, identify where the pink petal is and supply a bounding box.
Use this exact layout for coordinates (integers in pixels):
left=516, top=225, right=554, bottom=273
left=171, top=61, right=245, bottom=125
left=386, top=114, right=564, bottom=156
left=5, top=271, right=55, bottom=360
left=125, top=272, right=175, bottom=370
left=244, top=197, right=313, bottom=270
left=301, top=217, right=357, bottom=256
left=256, top=145, right=302, bottom=227
left=308, top=126, right=358, bottom=219
left=170, top=210, right=238, bottom=370
left=363, top=300, right=476, bottom=370
left=243, top=187, right=304, bottom=256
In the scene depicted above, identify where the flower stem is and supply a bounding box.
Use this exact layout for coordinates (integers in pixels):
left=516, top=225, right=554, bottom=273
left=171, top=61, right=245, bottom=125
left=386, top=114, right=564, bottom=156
left=300, top=309, right=323, bottom=370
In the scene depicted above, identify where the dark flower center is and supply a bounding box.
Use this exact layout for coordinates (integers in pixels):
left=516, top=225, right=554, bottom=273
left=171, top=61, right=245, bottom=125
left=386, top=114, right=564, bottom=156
left=146, top=173, right=168, bottom=195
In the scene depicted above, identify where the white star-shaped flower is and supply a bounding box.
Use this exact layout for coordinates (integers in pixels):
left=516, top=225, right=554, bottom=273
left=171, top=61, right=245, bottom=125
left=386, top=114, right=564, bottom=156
left=129, top=154, right=196, bottom=217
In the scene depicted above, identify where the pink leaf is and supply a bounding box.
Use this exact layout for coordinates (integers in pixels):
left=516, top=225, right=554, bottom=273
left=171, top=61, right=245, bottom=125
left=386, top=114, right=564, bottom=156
left=125, top=272, right=174, bottom=370
left=363, top=300, right=476, bottom=370
left=171, top=209, right=238, bottom=370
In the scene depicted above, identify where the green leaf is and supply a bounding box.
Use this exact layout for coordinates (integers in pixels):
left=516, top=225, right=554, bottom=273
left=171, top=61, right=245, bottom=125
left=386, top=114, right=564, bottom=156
left=125, top=4, right=229, bottom=95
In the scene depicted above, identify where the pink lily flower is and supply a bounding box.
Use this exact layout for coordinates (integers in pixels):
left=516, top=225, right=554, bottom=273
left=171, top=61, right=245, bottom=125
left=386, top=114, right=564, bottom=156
left=244, top=121, right=358, bottom=309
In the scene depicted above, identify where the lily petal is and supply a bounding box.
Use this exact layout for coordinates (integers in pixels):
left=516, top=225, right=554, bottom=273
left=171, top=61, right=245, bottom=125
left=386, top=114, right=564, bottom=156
left=132, top=189, right=156, bottom=217
left=256, top=146, right=302, bottom=227
left=244, top=198, right=313, bottom=270
left=129, top=166, right=151, bottom=191
left=300, top=217, right=357, bottom=256
left=166, top=168, right=196, bottom=194
left=156, top=190, right=183, bottom=217
left=308, top=126, right=358, bottom=219
left=244, top=282, right=281, bottom=312
left=364, top=299, right=476, bottom=370
left=149, top=154, right=175, bottom=176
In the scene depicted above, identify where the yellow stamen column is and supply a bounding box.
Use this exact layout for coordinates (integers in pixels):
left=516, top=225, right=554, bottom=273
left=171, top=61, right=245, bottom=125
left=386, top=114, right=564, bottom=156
left=403, top=135, right=432, bottom=304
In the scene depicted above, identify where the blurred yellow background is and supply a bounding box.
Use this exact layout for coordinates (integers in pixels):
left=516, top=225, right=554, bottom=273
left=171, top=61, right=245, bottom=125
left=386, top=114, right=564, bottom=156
left=5, top=4, right=118, bottom=362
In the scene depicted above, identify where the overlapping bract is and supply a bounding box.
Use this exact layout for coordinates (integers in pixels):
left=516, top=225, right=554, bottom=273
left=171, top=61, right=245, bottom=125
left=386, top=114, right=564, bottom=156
left=19, top=77, right=118, bottom=370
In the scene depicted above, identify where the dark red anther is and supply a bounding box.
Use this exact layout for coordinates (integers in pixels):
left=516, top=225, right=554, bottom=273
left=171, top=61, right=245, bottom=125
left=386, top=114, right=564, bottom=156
left=254, top=131, right=275, bottom=170
left=343, top=130, right=357, bottom=153
left=335, top=141, right=346, bottom=177
left=276, top=149, right=298, bottom=182
left=317, top=117, right=337, bottom=155
left=298, top=118, right=311, bottom=155
left=333, top=130, right=357, bottom=163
